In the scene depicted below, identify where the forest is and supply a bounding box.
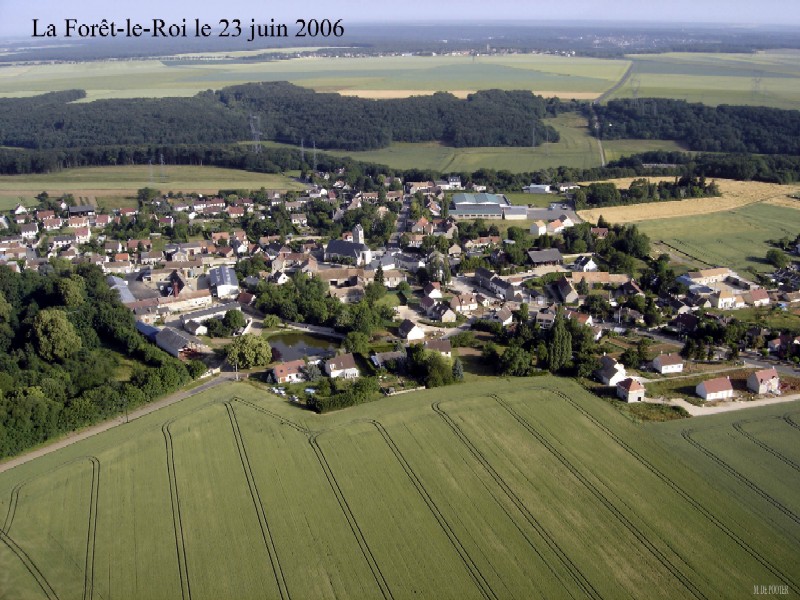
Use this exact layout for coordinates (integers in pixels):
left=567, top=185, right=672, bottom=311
left=0, top=83, right=562, bottom=151
left=590, top=99, right=800, bottom=155
left=0, top=263, right=205, bottom=458
left=574, top=176, right=721, bottom=209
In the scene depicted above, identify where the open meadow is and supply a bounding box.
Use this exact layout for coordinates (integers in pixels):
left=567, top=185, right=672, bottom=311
left=0, top=165, right=304, bottom=211
left=0, top=377, right=798, bottom=600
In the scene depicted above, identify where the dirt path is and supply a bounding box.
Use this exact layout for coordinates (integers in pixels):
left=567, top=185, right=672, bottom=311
left=647, top=393, right=800, bottom=417
left=0, top=374, right=235, bottom=475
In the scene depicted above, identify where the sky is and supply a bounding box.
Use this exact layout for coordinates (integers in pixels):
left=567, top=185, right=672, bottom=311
left=1, top=0, right=798, bottom=37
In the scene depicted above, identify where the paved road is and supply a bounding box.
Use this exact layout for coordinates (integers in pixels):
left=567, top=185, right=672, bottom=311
left=0, top=373, right=236, bottom=475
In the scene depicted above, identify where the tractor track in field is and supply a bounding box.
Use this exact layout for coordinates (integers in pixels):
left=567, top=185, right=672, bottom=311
left=233, top=398, right=310, bottom=434
left=1, top=455, right=100, bottom=600
left=681, top=428, right=800, bottom=529
left=308, top=433, right=394, bottom=600
left=733, top=419, right=800, bottom=473
left=0, top=528, right=60, bottom=600
left=784, top=412, right=800, bottom=432
left=365, top=419, right=498, bottom=600
left=432, top=401, right=601, bottom=600
left=539, top=386, right=799, bottom=593
left=162, top=420, right=192, bottom=600
left=83, top=457, right=100, bottom=600
left=225, top=402, right=291, bottom=600
left=492, top=395, right=707, bottom=600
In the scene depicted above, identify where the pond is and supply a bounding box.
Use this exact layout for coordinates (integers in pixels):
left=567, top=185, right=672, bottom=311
left=268, top=332, right=340, bottom=362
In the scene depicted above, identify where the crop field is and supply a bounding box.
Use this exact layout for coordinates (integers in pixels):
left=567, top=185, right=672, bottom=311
left=0, top=165, right=305, bottom=210
left=0, top=54, right=629, bottom=102
left=606, top=51, right=800, bottom=110
left=0, top=377, right=798, bottom=599
left=601, top=139, right=687, bottom=162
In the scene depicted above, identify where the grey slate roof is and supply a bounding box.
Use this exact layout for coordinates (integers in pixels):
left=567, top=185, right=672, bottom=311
left=326, top=239, right=368, bottom=259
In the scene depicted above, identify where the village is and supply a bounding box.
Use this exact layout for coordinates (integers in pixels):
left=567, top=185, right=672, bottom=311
left=1, top=170, right=799, bottom=412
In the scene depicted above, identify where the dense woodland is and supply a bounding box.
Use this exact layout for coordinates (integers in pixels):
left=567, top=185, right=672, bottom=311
left=0, top=263, right=204, bottom=458
left=591, top=99, right=800, bottom=155
left=575, top=176, right=720, bottom=209
left=0, top=83, right=562, bottom=151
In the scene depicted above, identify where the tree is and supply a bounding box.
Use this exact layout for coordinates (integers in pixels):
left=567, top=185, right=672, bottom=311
left=32, top=309, right=82, bottom=362
left=364, top=281, right=386, bottom=305
left=452, top=357, right=464, bottom=381
left=500, top=345, right=534, bottom=376
left=548, top=314, right=572, bottom=373
left=57, top=275, right=86, bottom=309
left=374, top=263, right=384, bottom=285
left=766, top=249, right=789, bottom=269
left=344, top=331, right=370, bottom=356
left=576, top=278, right=590, bottom=295
left=262, top=314, right=281, bottom=328
left=226, top=334, right=272, bottom=370
left=223, top=309, right=246, bottom=331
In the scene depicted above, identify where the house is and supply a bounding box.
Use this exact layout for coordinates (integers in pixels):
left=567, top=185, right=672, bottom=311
left=596, top=355, right=626, bottom=386
left=712, top=291, right=737, bottom=310
left=555, top=277, right=579, bottom=304
left=652, top=353, right=684, bottom=374
left=431, top=304, right=457, bottom=323
left=546, top=220, right=564, bottom=234
left=399, top=319, right=425, bottom=341
left=696, top=377, right=734, bottom=401
left=371, top=350, right=407, bottom=370
left=616, top=280, right=645, bottom=298
left=424, top=339, right=452, bottom=358
left=571, top=256, right=597, bottom=272
left=535, top=310, right=556, bottom=330
left=617, top=378, right=645, bottom=403
left=20, top=223, right=38, bottom=240
left=530, top=220, right=547, bottom=236
left=419, top=296, right=437, bottom=315
left=747, top=368, right=780, bottom=395
left=271, top=359, right=307, bottom=384
left=325, top=353, right=360, bottom=379
left=450, top=294, right=478, bottom=314
left=494, top=306, right=513, bottom=326
left=291, top=213, right=308, bottom=227
left=528, top=249, right=564, bottom=267
left=591, top=227, right=609, bottom=239
left=744, top=289, right=770, bottom=307
left=423, top=282, right=443, bottom=299
left=208, top=266, right=239, bottom=299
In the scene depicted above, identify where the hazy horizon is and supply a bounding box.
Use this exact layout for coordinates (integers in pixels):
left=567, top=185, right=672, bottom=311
left=1, top=0, right=799, bottom=38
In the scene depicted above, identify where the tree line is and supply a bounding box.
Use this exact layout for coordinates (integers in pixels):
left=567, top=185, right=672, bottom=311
left=0, top=263, right=205, bottom=458
left=0, top=83, right=562, bottom=152
left=590, top=98, right=800, bottom=155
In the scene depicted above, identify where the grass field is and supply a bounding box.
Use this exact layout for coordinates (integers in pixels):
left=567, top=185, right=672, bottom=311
left=0, top=165, right=305, bottom=210
left=0, top=54, right=629, bottom=102
left=606, top=51, right=800, bottom=110
left=0, top=377, right=798, bottom=599
left=636, top=202, right=800, bottom=272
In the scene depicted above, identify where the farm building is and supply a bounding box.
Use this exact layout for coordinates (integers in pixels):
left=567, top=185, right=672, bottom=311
left=449, top=193, right=510, bottom=219
left=208, top=266, right=240, bottom=299
left=522, top=184, right=552, bottom=194
left=617, top=378, right=645, bottom=403
left=651, top=353, right=684, bottom=374
left=747, top=368, right=780, bottom=395
left=528, top=249, right=564, bottom=267
left=696, top=377, right=734, bottom=401
left=325, top=353, right=360, bottom=379
left=155, top=327, right=207, bottom=358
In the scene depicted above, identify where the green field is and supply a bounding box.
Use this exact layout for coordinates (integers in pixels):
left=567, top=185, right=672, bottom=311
left=0, top=165, right=305, bottom=210
left=607, top=51, right=800, bottom=110
left=1, top=377, right=798, bottom=599
left=638, top=202, right=800, bottom=272
left=287, top=114, right=680, bottom=173
left=0, top=54, right=629, bottom=101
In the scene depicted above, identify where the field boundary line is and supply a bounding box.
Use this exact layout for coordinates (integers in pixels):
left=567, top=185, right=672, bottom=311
left=365, top=419, right=498, bottom=600
left=432, top=401, right=600, bottom=600
left=492, top=394, right=707, bottom=600
left=162, top=419, right=192, bottom=600
left=594, top=61, right=634, bottom=104
left=225, top=402, right=291, bottom=600
left=733, top=419, right=800, bottom=473
left=681, top=428, right=800, bottom=528
left=537, top=385, right=799, bottom=593
left=784, top=413, right=800, bottom=432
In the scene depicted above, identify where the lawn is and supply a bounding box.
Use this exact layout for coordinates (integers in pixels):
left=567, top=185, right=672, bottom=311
left=0, top=376, right=798, bottom=599
left=0, top=165, right=305, bottom=208
left=605, top=51, right=800, bottom=110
